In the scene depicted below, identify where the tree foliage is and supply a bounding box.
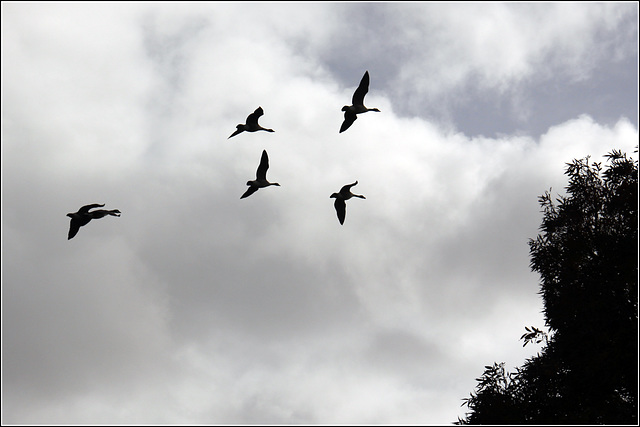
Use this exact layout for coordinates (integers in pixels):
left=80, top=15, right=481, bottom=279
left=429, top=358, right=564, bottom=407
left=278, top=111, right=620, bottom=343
left=457, top=149, right=638, bottom=424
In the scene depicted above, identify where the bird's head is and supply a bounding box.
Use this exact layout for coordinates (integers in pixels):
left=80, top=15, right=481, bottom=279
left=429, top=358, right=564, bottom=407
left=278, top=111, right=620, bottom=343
left=66, top=213, right=73, bottom=218
left=341, top=105, right=350, bottom=112
left=330, top=193, right=338, bottom=199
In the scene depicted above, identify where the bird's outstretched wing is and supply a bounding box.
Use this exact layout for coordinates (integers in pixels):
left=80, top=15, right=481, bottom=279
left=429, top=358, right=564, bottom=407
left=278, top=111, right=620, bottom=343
left=246, top=107, right=264, bottom=127
left=78, top=203, right=104, bottom=214
left=352, top=71, right=370, bottom=106
left=256, top=149, right=269, bottom=180
left=340, top=181, right=358, bottom=194
left=241, top=186, right=259, bottom=199
left=228, top=128, right=243, bottom=139
left=340, top=111, right=357, bottom=133
left=68, top=219, right=81, bottom=240
left=334, top=198, right=346, bottom=225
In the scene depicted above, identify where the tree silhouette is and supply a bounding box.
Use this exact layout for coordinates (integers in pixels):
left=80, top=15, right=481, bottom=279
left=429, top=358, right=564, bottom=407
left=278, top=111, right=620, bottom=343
left=457, top=149, right=638, bottom=424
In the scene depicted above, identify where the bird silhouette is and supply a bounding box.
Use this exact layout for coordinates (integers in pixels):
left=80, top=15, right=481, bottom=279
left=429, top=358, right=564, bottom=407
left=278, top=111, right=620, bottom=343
left=330, top=181, right=366, bottom=224
left=241, top=149, right=280, bottom=199
left=67, top=203, right=121, bottom=239
left=340, top=71, right=380, bottom=133
left=228, top=106, right=275, bottom=139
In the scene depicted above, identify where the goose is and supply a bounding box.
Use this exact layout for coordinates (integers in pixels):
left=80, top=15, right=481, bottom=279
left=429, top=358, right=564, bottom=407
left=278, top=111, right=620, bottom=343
left=228, top=106, right=275, bottom=139
left=330, top=181, right=366, bottom=224
left=241, top=149, right=280, bottom=199
left=67, top=203, right=121, bottom=240
left=340, top=71, right=380, bottom=133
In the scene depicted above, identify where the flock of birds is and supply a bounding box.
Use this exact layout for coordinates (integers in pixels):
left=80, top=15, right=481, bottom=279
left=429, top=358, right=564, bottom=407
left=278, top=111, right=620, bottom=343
left=67, top=71, right=380, bottom=239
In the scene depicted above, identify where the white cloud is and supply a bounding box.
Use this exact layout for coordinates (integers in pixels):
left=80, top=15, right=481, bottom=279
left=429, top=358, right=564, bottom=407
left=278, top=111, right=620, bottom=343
left=393, top=3, right=636, bottom=96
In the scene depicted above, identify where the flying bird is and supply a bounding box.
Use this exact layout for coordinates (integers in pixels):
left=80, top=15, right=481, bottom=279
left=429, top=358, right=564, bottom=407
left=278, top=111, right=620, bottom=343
left=67, top=203, right=121, bottom=240
left=241, top=149, right=280, bottom=199
left=330, top=181, right=366, bottom=224
left=228, top=106, right=275, bottom=139
left=340, top=71, right=380, bottom=133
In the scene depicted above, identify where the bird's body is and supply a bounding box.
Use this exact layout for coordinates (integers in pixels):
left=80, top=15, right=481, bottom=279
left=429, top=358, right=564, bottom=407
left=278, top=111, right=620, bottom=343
left=229, top=106, right=275, bottom=139
left=330, top=181, right=365, bottom=224
left=340, top=71, right=380, bottom=133
left=67, top=203, right=121, bottom=239
left=241, top=149, right=280, bottom=199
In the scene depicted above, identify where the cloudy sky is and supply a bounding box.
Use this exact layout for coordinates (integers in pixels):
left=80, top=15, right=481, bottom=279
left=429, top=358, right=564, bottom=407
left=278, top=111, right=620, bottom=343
left=2, top=2, right=638, bottom=424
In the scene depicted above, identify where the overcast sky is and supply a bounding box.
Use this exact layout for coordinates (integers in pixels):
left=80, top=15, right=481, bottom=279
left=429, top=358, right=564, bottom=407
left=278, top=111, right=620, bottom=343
left=2, top=2, right=638, bottom=425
